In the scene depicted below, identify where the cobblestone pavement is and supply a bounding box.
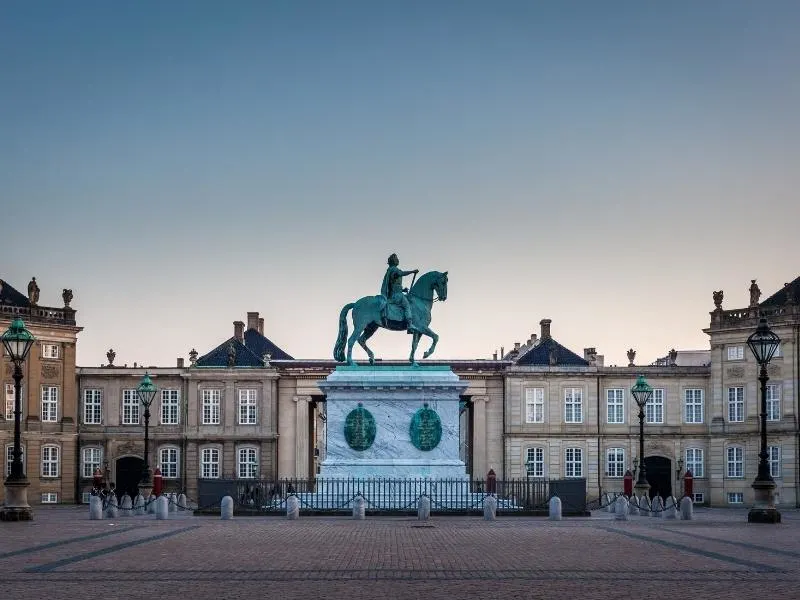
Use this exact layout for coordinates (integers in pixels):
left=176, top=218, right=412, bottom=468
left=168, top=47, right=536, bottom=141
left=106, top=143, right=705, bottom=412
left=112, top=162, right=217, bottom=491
left=2, top=507, right=800, bottom=599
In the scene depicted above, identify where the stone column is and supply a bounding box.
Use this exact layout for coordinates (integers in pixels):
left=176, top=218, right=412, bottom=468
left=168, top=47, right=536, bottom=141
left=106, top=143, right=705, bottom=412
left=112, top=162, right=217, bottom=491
left=294, top=396, right=311, bottom=479
left=472, top=396, right=488, bottom=479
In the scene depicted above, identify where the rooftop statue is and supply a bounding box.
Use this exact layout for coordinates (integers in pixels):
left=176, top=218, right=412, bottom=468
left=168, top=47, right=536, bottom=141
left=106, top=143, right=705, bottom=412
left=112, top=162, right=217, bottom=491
left=334, top=253, right=448, bottom=366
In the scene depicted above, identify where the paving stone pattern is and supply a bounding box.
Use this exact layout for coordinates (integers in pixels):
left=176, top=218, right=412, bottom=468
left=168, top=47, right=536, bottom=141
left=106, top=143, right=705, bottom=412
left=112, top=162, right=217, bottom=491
left=1, top=507, right=800, bottom=599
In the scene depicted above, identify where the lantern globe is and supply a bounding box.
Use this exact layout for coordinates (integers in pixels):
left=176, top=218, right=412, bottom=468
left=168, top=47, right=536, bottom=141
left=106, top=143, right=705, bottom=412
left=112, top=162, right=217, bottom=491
left=136, top=372, right=158, bottom=408
left=630, top=375, right=653, bottom=409
left=1, top=318, right=36, bottom=363
left=746, top=318, right=781, bottom=366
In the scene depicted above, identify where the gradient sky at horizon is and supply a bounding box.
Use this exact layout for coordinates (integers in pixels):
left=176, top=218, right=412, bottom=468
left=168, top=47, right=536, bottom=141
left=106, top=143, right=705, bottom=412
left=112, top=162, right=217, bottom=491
left=2, top=1, right=799, bottom=368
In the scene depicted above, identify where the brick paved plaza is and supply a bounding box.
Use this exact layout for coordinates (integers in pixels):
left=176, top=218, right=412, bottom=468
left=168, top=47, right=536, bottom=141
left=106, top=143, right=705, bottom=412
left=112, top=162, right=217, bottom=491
left=2, top=507, right=800, bottom=600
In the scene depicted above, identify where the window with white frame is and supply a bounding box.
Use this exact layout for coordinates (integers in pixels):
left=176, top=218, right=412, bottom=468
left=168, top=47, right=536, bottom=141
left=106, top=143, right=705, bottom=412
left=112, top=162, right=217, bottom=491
left=160, top=447, right=179, bottom=479
left=41, top=493, right=58, bottom=504
left=564, top=447, right=583, bottom=477
left=202, top=389, right=221, bottom=425
left=685, top=448, right=704, bottom=478
left=200, top=447, right=220, bottom=478
left=81, top=447, right=102, bottom=478
left=122, top=389, right=140, bottom=425
left=606, top=389, right=624, bottom=424
left=5, top=383, right=15, bottom=420
left=41, top=445, right=59, bottom=478
left=83, top=389, right=102, bottom=425
left=768, top=445, right=781, bottom=478
left=564, top=388, right=583, bottom=423
left=727, top=492, right=744, bottom=504
left=726, top=446, right=744, bottom=478
left=238, top=389, right=257, bottom=425
left=81, top=492, right=91, bottom=504
left=161, top=389, right=180, bottom=425
left=525, top=447, right=544, bottom=477
left=767, top=384, right=781, bottom=421
left=684, top=389, right=704, bottom=423
left=42, top=343, right=60, bottom=359
left=606, top=447, right=625, bottom=478
left=692, top=492, right=705, bottom=504
left=525, top=388, right=544, bottom=424
left=726, top=346, right=744, bottom=361
left=237, top=447, right=258, bottom=478
left=41, top=386, right=58, bottom=422
left=646, top=389, right=664, bottom=424
left=6, top=445, right=25, bottom=476
left=727, top=387, right=744, bottom=422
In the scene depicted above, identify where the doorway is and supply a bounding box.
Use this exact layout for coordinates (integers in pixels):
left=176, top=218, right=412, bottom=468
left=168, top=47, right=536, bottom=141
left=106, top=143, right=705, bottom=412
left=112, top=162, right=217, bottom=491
left=115, top=456, right=145, bottom=500
left=644, top=456, right=672, bottom=499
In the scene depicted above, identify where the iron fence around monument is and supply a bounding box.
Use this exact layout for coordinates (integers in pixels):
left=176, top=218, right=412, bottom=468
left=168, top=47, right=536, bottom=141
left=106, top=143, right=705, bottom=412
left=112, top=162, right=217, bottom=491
left=196, top=477, right=587, bottom=516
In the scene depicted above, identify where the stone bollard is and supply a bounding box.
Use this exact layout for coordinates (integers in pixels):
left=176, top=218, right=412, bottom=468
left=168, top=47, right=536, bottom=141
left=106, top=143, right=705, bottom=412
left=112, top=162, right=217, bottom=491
left=156, top=495, right=170, bottom=520
left=651, top=495, right=664, bottom=517
left=605, top=493, right=614, bottom=513
left=89, top=495, right=104, bottom=520
left=614, top=496, right=629, bottom=521
left=121, top=494, right=133, bottom=516
left=628, top=495, right=639, bottom=516
left=133, top=494, right=145, bottom=516
left=168, top=493, right=177, bottom=513
left=177, top=493, right=188, bottom=511
left=221, top=496, right=234, bottom=520
left=483, top=495, right=497, bottom=521
left=680, top=496, right=694, bottom=520
left=639, top=494, right=651, bottom=516
left=549, top=496, right=562, bottom=521
left=148, top=494, right=158, bottom=514
left=417, top=496, right=431, bottom=521
left=352, top=495, right=366, bottom=520
left=663, top=496, right=678, bottom=520
left=286, top=494, right=300, bottom=520
left=105, top=494, right=119, bottom=519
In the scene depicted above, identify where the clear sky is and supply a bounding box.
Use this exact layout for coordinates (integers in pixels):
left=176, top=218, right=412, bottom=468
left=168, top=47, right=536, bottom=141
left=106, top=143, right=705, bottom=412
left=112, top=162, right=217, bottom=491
left=2, top=1, right=799, bottom=368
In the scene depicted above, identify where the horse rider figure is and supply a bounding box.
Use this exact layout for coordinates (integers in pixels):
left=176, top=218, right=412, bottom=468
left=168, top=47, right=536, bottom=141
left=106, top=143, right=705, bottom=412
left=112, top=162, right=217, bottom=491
left=380, top=253, right=420, bottom=333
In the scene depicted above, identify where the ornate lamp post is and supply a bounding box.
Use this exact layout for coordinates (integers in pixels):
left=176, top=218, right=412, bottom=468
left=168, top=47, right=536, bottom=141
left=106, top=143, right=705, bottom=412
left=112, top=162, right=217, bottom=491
left=630, top=375, right=653, bottom=497
left=746, top=317, right=781, bottom=523
left=135, top=372, right=157, bottom=497
left=1, top=318, right=36, bottom=521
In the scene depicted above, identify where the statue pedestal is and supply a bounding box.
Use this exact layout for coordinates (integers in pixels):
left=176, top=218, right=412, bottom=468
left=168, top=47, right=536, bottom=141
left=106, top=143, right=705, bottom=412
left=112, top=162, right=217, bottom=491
left=1, top=478, right=34, bottom=521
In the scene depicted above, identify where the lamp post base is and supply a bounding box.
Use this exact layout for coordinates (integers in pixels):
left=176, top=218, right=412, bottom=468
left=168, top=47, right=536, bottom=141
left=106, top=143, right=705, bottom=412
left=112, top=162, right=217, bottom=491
left=748, top=479, right=781, bottom=524
left=1, top=478, right=34, bottom=521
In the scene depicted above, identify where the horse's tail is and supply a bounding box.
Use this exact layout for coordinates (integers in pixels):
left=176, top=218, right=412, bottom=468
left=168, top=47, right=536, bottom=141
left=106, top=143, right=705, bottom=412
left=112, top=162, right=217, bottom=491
left=333, top=303, right=355, bottom=362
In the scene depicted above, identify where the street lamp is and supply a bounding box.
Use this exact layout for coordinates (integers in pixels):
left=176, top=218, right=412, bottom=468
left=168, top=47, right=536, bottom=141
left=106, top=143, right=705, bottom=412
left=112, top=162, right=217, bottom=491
left=630, top=375, right=653, bottom=496
left=1, top=318, right=36, bottom=521
left=746, top=317, right=782, bottom=524
left=135, top=372, right=157, bottom=496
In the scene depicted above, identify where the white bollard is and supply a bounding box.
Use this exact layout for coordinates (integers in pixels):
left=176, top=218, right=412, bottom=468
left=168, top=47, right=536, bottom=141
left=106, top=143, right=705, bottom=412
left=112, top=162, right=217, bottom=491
left=177, top=493, right=188, bottom=511
left=156, top=495, right=169, bottom=520
left=663, top=496, right=678, bottom=520
left=120, top=494, right=133, bottom=516
left=483, top=495, right=497, bottom=521
left=605, top=493, right=614, bottom=513
left=680, top=496, right=694, bottom=520
left=417, top=496, right=431, bottom=521
left=286, top=494, right=300, bottom=520
left=89, top=495, right=103, bottom=520
left=105, top=493, right=119, bottom=519
left=651, top=495, right=664, bottom=517
left=168, top=493, right=177, bottom=513
left=352, top=495, right=366, bottom=520
left=148, top=494, right=158, bottom=514
left=628, top=495, right=639, bottom=516
left=221, top=495, right=234, bottom=520
left=639, top=494, right=651, bottom=516
left=614, top=496, right=629, bottom=521
left=133, top=494, right=145, bottom=516
left=549, top=496, right=562, bottom=521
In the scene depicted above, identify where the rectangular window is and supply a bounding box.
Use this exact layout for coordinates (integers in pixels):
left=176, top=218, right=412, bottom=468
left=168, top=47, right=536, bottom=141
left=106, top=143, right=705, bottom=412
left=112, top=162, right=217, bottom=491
left=41, top=446, right=59, bottom=478
left=41, top=386, right=58, bottom=422
left=565, top=447, right=583, bottom=478
left=238, top=389, right=257, bottom=425
left=201, top=448, right=220, bottom=478
left=767, top=384, right=781, bottom=421
left=202, top=389, right=221, bottom=425
left=237, top=447, right=258, bottom=479
left=692, top=492, right=705, bottom=504
left=768, top=445, right=781, bottom=478
left=726, top=447, right=744, bottom=478
left=122, top=389, right=140, bottom=425
left=646, top=389, right=664, bottom=424
left=42, top=343, right=60, bottom=359
left=684, top=389, right=704, bottom=424
left=5, top=383, right=15, bottom=420
left=685, top=448, right=704, bottom=478
left=81, top=447, right=102, bottom=478
left=160, top=447, right=179, bottom=479
left=564, top=388, right=583, bottom=424
left=41, top=493, right=58, bottom=504
left=727, top=387, right=744, bottom=422
left=83, top=389, right=102, bottom=425
left=525, top=388, right=544, bottom=424
left=727, top=492, right=744, bottom=504
left=161, top=389, right=180, bottom=425
left=525, top=447, right=544, bottom=477
left=81, top=492, right=91, bottom=504
left=606, top=447, right=625, bottom=478
left=6, top=445, right=25, bottom=476
left=606, top=389, right=624, bottom=424
left=727, top=346, right=744, bottom=360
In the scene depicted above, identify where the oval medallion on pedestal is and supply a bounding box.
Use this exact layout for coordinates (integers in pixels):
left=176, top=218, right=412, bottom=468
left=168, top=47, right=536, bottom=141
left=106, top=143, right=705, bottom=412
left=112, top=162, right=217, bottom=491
left=344, top=404, right=376, bottom=451
left=409, top=403, right=442, bottom=451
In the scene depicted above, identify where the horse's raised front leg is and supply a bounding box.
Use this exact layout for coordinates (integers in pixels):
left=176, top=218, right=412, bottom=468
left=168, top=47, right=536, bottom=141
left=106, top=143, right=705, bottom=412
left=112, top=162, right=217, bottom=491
left=420, top=326, right=439, bottom=359
left=409, top=332, right=422, bottom=366
left=358, top=323, right=379, bottom=365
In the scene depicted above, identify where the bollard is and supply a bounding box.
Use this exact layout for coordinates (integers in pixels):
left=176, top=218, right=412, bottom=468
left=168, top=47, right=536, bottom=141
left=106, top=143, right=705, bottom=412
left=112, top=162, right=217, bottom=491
left=605, top=493, right=614, bottom=513
left=89, top=495, right=103, bottom=520
left=148, top=494, right=158, bottom=514
left=680, top=496, right=693, bottom=520
left=663, top=496, right=678, bottom=520
left=220, top=495, right=234, bottom=520
left=628, top=495, right=639, bottom=516
left=105, top=493, right=119, bottom=519
left=417, top=496, right=431, bottom=521
left=651, top=495, right=664, bottom=517
left=549, top=496, right=562, bottom=521
left=177, top=493, right=188, bottom=511
left=168, top=493, right=177, bottom=513
left=352, top=495, right=366, bottom=520
left=133, top=494, right=145, bottom=516
left=614, top=496, right=629, bottom=521
left=639, top=494, right=651, bottom=516
left=121, top=494, right=133, bottom=516
left=286, top=494, right=300, bottom=520
left=483, top=495, right=497, bottom=521
left=156, top=495, right=170, bottom=520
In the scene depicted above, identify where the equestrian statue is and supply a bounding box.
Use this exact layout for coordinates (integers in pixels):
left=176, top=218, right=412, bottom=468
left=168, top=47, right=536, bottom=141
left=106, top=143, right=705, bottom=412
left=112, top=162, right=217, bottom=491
left=333, top=253, right=448, bottom=365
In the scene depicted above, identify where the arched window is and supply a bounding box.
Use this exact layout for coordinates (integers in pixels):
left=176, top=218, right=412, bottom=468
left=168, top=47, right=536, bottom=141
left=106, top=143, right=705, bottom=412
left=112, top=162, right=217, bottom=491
left=237, top=446, right=259, bottom=479
left=5, top=444, right=25, bottom=476
left=200, top=447, right=220, bottom=479
left=41, top=445, right=60, bottom=478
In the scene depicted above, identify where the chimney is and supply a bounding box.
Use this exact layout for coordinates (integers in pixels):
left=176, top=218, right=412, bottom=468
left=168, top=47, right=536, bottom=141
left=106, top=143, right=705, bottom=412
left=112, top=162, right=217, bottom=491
left=247, top=312, right=259, bottom=332
left=492, top=351, right=498, bottom=360
left=233, top=321, right=244, bottom=342
left=514, top=342, right=521, bottom=351
left=540, top=319, right=552, bottom=340
left=177, top=358, right=184, bottom=368
left=530, top=334, right=538, bottom=346
left=258, top=317, right=264, bottom=335
left=595, top=354, right=605, bottom=367
left=500, top=346, right=505, bottom=359
left=583, top=347, right=597, bottom=364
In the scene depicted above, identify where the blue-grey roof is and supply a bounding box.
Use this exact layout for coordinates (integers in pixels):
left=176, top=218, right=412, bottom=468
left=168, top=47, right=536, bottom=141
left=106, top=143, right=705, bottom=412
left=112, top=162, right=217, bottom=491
left=0, top=279, right=30, bottom=307
left=761, top=275, right=800, bottom=307
left=243, top=328, right=293, bottom=361
left=195, top=327, right=293, bottom=367
left=515, top=337, right=589, bottom=367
